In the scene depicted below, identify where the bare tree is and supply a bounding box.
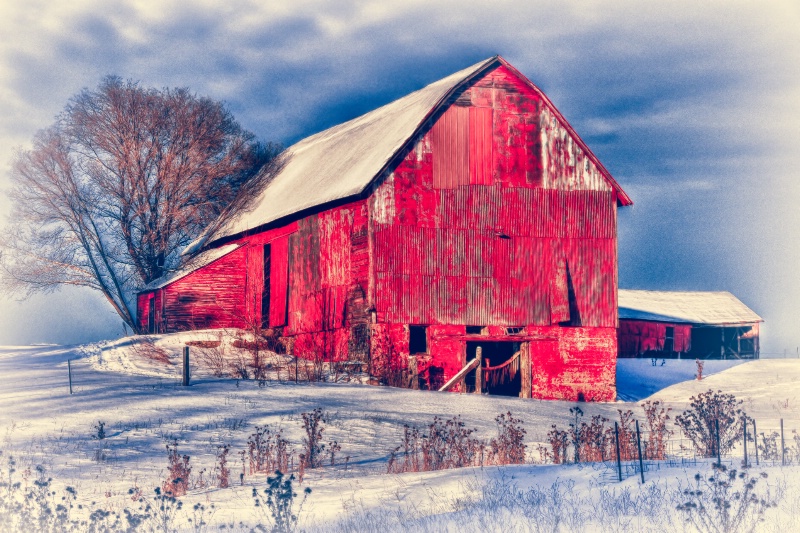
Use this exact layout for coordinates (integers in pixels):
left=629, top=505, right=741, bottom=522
left=0, top=76, right=280, bottom=332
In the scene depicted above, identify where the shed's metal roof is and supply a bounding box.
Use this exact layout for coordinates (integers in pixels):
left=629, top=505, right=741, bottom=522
left=143, top=243, right=242, bottom=291
left=188, top=56, right=630, bottom=254
left=618, top=289, right=762, bottom=326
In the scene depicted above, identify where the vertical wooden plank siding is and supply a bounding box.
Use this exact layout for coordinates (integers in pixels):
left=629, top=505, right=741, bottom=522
left=431, top=106, right=469, bottom=188
left=161, top=247, right=248, bottom=331
left=245, top=244, right=264, bottom=326
left=269, top=235, right=289, bottom=328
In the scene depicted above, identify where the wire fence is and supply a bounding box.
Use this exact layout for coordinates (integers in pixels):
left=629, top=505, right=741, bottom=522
left=760, top=349, right=800, bottom=359
left=584, top=418, right=800, bottom=483
left=540, top=418, right=800, bottom=482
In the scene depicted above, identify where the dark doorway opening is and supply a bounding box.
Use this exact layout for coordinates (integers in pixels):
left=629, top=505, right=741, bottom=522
left=147, top=298, right=155, bottom=334
left=465, top=341, right=522, bottom=397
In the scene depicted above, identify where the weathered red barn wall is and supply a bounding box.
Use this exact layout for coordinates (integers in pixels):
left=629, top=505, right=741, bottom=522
left=617, top=320, right=691, bottom=357
left=367, top=65, right=620, bottom=400
left=526, top=327, right=616, bottom=401
left=137, top=293, right=151, bottom=332
left=282, top=201, right=369, bottom=361
left=162, top=247, right=248, bottom=331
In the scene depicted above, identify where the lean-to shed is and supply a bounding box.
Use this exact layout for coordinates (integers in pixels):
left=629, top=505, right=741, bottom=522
left=618, top=290, right=763, bottom=359
left=138, top=56, right=633, bottom=401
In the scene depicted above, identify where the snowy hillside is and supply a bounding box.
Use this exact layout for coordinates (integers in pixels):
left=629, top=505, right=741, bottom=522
left=1, top=333, right=799, bottom=531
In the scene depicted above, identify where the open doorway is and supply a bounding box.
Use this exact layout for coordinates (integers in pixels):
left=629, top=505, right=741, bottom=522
left=465, top=341, right=522, bottom=396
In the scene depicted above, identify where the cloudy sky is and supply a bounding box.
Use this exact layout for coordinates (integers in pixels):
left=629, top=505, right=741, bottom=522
left=0, top=1, right=798, bottom=352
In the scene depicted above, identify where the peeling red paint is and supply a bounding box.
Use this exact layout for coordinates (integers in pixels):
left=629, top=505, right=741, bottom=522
left=137, top=62, right=627, bottom=401
left=618, top=320, right=692, bottom=357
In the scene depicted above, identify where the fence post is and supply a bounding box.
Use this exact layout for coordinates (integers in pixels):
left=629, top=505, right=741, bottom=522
left=182, top=346, right=190, bottom=386
left=68, top=359, right=73, bottom=395
left=715, top=418, right=722, bottom=467
left=295, top=355, right=298, bottom=384
left=635, top=420, right=645, bottom=483
left=473, top=347, right=482, bottom=394
left=742, top=416, right=748, bottom=468
left=781, top=418, right=785, bottom=466
left=615, top=421, right=623, bottom=482
left=753, top=419, right=759, bottom=466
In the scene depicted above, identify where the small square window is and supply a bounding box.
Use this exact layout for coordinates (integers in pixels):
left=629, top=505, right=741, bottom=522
left=409, top=325, right=428, bottom=354
left=465, top=326, right=483, bottom=334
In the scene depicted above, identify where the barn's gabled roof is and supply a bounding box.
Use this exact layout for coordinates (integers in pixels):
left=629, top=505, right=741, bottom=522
left=618, top=289, right=763, bottom=326
left=189, top=56, right=631, bottom=254
left=143, top=243, right=242, bottom=291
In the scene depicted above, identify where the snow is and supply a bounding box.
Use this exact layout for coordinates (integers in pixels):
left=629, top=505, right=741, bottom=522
left=1, top=333, right=800, bottom=531
left=186, top=58, right=497, bottom=253
left=616, top=358, right=745, bottom=401
left=619, top=289, right=763, bottom=325
left=143, top=243, right=242, bottom=290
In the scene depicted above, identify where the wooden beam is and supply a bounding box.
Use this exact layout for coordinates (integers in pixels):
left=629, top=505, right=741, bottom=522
left=439, top=357, right=481, bottom=392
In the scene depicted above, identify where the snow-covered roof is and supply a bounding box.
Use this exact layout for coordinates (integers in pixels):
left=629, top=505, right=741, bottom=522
left=188, top=56, right=631, bottom=254
left=142, top=243, right=242, bottom=291
left=618, top=290, right=763, bottom=326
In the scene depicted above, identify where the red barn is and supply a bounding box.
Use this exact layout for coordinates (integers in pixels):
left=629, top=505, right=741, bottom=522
left=137, top=56, right=632, bottom=401
left=617, top=290, right=762, bottom=360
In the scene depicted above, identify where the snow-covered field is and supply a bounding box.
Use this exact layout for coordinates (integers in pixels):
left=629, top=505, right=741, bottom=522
left=1, top=332, right=799, bottom=531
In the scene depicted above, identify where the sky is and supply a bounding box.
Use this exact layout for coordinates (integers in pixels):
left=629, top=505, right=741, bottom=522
left=0, top=1, right=798, bottom=351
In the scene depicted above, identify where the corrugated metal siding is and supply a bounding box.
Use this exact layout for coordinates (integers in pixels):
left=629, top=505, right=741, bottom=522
left=371, top=65, right=619, bottom=330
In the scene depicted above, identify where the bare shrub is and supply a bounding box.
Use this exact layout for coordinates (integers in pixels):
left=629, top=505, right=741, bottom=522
left=162, top=440, right=191, bottom=497
left=547, top=425, right=570, bottom=464
left=757, top=431, right=781, bottom=461
left=642, top=400, right=672, bottom=460
left=388, top=416, right=485, bottom=473
left=388, top=424, right=422, bottom=473
left=247, top=425, right=293, bottom=476
left=676, top=464, right=778, bottom=533
left=675, top=389, right=747, bottom=458
left=130, top=336, right=171, bottom=365
left=547, top=408, right=636, bottom=464
left=328, top=440, right=342, bottom=467
left=215, top=445, right=230, bottom=489
left=617, top=409, right=638, bottom=461
left=535, top=443, right=553, bottom=464
left=490, top=412, right=527, bottom=465
left=301, top=408, right=327, bottom=469
left=251, top=470, right=311, bottom=533
left=695, top=358, right=704, bottom=380
left=192, top=332, right=229, bottom=377
left=233, top=326, right=285, bottom=381
left=578, top=414, right=613, bottom=463
left=229, top=349, right=251, bottom=380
